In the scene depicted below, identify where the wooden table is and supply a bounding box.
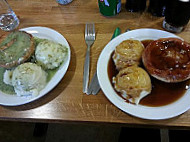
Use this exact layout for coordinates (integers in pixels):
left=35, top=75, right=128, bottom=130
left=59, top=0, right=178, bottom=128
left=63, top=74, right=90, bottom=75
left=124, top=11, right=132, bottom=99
left=0, top=0, right=190, bottom=128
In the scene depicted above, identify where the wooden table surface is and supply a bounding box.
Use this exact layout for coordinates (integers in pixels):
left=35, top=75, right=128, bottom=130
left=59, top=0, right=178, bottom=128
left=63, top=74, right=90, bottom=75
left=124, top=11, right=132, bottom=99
left=0, top=0, right=190, bottom=128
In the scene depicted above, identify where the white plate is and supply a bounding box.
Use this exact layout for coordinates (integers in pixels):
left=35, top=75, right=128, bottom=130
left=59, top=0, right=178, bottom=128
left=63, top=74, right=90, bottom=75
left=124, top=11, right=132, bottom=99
left=0, top=26, right=71, bottom=106
left=97, top=28, right=190, bottom=120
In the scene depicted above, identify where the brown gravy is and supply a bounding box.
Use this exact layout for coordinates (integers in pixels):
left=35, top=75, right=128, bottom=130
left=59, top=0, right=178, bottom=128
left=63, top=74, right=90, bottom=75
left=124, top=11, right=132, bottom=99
left=108, top=40, right=189, bottom=107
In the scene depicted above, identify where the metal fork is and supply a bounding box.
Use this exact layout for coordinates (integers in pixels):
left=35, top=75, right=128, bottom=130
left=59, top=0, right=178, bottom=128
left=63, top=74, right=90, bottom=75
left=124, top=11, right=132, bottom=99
left=83, top=23, right=95, bottom=93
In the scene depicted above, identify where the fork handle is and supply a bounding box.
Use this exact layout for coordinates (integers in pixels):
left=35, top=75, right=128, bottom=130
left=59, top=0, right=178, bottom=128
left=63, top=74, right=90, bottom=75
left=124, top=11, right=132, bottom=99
left=83, top=44, right=90, bottom=93
left=87, top=71, right=100, bottom=95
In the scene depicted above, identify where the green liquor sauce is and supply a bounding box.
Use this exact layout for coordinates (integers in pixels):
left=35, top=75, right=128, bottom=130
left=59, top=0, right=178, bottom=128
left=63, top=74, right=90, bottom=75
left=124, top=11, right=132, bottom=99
left=46, top=68, right=58, bottom=82
left=0, top=67, right=15, bottom=94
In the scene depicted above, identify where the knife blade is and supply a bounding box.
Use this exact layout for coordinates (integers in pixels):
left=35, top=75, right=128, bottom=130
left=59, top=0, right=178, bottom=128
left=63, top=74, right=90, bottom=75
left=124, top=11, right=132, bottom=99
left=87, top=27, right=121, bottom=95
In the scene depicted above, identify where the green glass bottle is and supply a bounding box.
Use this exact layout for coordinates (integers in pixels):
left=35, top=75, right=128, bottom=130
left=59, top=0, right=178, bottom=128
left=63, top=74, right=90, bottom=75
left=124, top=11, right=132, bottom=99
left=98, top=0, right=121, bottom=16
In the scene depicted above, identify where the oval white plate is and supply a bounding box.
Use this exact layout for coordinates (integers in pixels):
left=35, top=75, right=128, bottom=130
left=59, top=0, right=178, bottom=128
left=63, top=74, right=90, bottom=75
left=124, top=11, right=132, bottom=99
left=0, top=26, right=71, bottom=106
left=97, top=28, right=190, bottom=120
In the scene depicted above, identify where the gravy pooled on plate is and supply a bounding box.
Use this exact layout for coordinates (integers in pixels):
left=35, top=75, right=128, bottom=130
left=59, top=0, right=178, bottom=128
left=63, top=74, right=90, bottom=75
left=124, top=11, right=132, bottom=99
left=108, top=39, right=189, bottom=107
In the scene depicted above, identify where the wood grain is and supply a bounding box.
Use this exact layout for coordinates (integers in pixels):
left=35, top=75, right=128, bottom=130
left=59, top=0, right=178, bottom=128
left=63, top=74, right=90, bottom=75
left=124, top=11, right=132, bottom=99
left=0, top=0, right=190, bottom=127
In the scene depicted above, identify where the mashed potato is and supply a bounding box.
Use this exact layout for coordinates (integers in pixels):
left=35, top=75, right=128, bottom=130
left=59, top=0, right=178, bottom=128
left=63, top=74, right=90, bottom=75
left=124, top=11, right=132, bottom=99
left=112, top=66, right=151, bottom=105
left=112, top=39, right=144, bottom=70
left=9, top=63, right=47, bottom=96
left=35, top=40, right=68, bottom=69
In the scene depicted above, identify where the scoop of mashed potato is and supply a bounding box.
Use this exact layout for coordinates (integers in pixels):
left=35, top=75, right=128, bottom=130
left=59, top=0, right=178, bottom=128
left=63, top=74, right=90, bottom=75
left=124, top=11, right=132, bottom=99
left=10, top=63, right=47, bottom=96
left=112, top=39, right=144, bottom=70
left=35, top=40, right=68, bottom=69
left=113, top=66, right=151, bottom=105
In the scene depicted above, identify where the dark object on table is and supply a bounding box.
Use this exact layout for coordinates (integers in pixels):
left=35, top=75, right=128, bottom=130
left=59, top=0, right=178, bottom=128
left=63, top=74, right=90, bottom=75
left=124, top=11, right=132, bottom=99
left=163, top=0, right=190, bottom=33
left=125, top=0, right=146, bottom=12
left=148, top=0, right=166, bottom=17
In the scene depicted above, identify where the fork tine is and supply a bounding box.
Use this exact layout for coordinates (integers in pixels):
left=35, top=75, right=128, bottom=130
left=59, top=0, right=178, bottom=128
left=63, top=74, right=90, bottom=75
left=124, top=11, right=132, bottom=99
left=88, top=24, right=92, bottom=34
left=88, top=24, right=90, bottom=35
left=86, top=23, right=90, bottom=37
left=86, top=23, right=95, bottom=36
left=85, top=24, right=87, bottom=38
left=92, top=23, right=95, bottom=39
left=86, top=24, right=91, bottom=35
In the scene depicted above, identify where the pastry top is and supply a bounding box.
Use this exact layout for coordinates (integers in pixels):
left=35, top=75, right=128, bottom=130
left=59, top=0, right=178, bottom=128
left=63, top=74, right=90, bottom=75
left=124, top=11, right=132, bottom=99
left=0, top=31, right=35, bottom=69
left=142, top=38, right=190, bottom=83
left=112, top=39, right=144, bottom=70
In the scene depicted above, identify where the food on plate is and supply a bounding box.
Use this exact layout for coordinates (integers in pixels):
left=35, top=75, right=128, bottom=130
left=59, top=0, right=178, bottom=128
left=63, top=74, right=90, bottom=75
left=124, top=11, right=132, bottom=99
left=3, top=69, right=13, bottom=86
left=112, top=66, right=152, bottom=105
left=142, top=38, right=190, bottom=83
left=3, top=62, right=47, bottom=96
left=0, top=30, right=69, bottom=98
left=0, top=31, right=35, bottom=69
left=35, top=40, right=68, bottom=69
left=112, top=39, right=144, bottom=70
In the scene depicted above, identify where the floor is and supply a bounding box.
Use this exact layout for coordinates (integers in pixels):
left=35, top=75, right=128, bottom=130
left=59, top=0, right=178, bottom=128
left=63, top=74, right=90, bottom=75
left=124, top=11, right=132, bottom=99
left=0, top=121, right=189, bottom=142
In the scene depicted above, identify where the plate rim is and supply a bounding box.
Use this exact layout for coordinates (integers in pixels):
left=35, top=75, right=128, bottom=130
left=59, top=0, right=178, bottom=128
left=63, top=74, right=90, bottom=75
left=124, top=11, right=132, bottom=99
left=0, top=26, right=71, bottom=106
left=97, top=28, right=190, bottom=120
